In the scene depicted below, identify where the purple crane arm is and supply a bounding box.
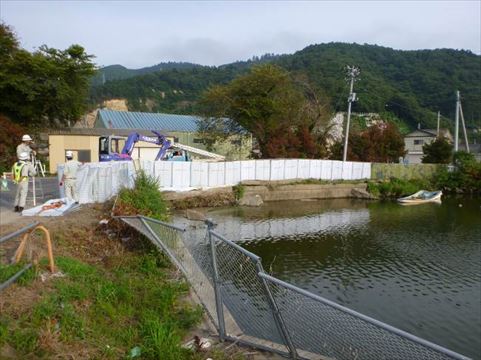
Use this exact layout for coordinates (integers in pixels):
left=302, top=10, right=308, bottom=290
left=120, top=131, right=172, bottom=160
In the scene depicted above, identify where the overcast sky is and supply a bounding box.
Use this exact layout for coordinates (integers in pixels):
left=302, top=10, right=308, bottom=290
left=1, top=1, right=480, bottom=68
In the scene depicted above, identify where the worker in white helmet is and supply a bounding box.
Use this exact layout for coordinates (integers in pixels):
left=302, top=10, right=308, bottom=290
left=16, top=134, right=36, bottom=160
left=12, top=152, right=37, bottom=212
left=59, top=151, right=82, bottom=204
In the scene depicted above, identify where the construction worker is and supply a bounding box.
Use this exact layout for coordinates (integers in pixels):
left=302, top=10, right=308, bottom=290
left=12, top=152, right=37, bottom=212
left=59, top=151, right=81, bottom=204
left=16, top=134, right=36, bottom=160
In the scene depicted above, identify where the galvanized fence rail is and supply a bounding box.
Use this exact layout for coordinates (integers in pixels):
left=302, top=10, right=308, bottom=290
left=0, top=222, right=39, bottom=292
left=118, top=215, right=470, bottom=360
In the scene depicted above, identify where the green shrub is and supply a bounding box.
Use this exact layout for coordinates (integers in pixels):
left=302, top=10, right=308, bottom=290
left=232, top=184, right=245, bottom=200
left=432, top=152, right=481, bottom=192
left=367, top=177, right=431, bottom=198
left=117, top=171, right=169, bottom=221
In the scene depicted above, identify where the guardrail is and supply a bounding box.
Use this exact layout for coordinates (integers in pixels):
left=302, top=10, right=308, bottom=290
left=0, top=222, right=55, bottom=292
left=118, top=215, right=470, bottom=360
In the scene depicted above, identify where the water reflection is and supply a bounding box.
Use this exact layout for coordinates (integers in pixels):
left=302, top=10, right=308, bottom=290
left=200, top=197, right=481, bottom=359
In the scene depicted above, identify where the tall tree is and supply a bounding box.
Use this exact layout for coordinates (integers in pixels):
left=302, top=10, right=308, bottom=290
left=331, top=122, right=405, bottom=162
left=422, top=137, right=453, bottom=164
left=198, top=64, right=331, bottom=158
left=0, top=22, right=96, bottom=127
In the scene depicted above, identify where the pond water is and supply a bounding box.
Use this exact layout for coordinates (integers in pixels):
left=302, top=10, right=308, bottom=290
left=205, top=197, right=481, bottom=359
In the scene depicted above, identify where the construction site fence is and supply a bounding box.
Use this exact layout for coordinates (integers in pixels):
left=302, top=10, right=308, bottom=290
left=58, top=159, right=371, bottom=204
left=118, top=215, right=469, bottom=360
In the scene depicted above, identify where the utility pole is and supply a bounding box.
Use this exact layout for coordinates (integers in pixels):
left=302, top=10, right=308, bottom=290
left=459, top=102, right=470, bottom=153
left=437, top=111, right=440, bottom=137
left=454, top=90, right=460, bottom=152
left=342, top=66, right=360, bottom=162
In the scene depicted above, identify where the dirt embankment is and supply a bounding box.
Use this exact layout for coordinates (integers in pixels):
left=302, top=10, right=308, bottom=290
left=165, top=180, right=375, bottom=210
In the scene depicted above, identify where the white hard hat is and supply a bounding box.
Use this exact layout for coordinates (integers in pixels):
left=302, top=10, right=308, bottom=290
left=66, top=150, right=73, bottom=158
left=22, top=134, right=32, bottom=141
left=18, top=152, right=29, bottom=160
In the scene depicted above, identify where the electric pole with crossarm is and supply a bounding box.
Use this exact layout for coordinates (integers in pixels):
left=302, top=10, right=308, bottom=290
left=342, top=66, right=360, bottom=162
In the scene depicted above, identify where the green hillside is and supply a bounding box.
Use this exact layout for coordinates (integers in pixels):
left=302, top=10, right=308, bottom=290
left=90, top=62, right=201, bottom=86
left=89, top=43, right=481, bottom=130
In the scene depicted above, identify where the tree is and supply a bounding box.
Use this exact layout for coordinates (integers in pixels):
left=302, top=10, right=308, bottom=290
left=0, top=115, right=25, bottom=172
left=422, top=137, right=452, bottom=164
left=331, top=122, right=405, bottom=162
left=198, top=64, right=331, bottom=158
left=0, top=22, right=97, bottom=127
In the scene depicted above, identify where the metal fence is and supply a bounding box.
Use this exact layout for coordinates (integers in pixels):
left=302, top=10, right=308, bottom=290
left=0, top=222, right=38, bottom=291
left=119, top=215, right=470, bottom=360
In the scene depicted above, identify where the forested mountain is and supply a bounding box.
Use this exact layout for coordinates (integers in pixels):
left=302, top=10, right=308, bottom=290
left=89, top=43, right=481, bottom=129
left=90, top=62, right=201, bottom=86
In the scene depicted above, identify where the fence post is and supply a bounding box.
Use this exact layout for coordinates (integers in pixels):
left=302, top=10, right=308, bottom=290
left=206, top=219, right=226, bottom=341
left=256, top=261, right=298, bottom=359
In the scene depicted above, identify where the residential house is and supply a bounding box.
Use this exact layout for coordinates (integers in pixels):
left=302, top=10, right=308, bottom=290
left=404, top=128, right=452, bottom=164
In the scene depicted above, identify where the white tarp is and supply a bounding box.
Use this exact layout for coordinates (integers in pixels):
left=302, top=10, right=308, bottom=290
left=22, top=198, right=79, bottom=217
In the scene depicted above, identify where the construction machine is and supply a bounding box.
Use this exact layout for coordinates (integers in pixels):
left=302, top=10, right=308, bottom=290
left=99, top=131, right=224, bottom=162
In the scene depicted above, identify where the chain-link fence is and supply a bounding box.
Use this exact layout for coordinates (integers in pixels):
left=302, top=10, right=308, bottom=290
left=119, top=215, right=470, bottom=360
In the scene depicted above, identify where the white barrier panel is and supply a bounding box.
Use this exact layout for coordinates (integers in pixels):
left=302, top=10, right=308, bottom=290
left=240, top=160, right=255, bottom=181
left=78, top=165, right=96, bottom=204
left=285, top=159, right=298, bottom=179
left=97, top=166, right=111, bottom=202
left=331, top=161, right=343, bottom=180
left=172, top=162, right=191, bottom=189
left=298, top=159, right=310, bottom=179
left=270, top=159, right=285, bottom=180
left=352, top=162, right=363, bottom=179
left=320, top=160, right=332, bottom=180
left=71, top=159, right=372, bottom=204
left=255, top=160, right=271, bottom=180
left=155, top=161, right=173, bottom=188
left=190, top=162, right=209, bottom=188
left=208, top=162, right=225, bottom=187
left=342, top=161, right=354, bottom=180
left=141, top=160, right=155, bottom=178
left=309, top=160, right=322, bottom=179
left=362, top=162, right=371, bottom=179
left=225, top=161, right=241, bottom=185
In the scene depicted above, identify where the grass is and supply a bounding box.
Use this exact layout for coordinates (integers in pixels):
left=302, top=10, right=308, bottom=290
left=367, top=177, right=432, bottom=199
left=116, top=170, right=170, bottom=221
left=0, top=262, right=36, bottom=285
left=0, top=252, right=202, bottom=359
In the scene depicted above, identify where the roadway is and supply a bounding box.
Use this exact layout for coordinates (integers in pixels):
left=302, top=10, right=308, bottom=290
left=0, top=177, right=59, bottom=227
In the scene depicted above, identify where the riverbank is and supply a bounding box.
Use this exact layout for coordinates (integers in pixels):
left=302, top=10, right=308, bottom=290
left=0, top=205, right=282, bottom=359
left=165, top=179, right=375, bottom=209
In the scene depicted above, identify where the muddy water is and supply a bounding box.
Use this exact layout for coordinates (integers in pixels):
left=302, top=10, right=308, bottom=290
left=205, top=197, right=481, bottom=359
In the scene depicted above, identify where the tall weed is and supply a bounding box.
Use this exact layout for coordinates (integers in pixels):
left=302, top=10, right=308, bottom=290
left=117, top=171, right=169, bottom=221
